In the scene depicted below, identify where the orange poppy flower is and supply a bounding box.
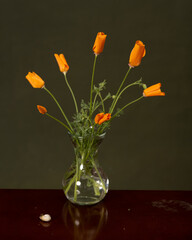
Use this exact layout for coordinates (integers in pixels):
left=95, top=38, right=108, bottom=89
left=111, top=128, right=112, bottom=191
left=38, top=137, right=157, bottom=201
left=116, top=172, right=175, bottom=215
left=143, top=83, right=165, bottom=97
left=26, top=72, right=45, bottom=88
left=37, top=105, right=47, bottom=114
left=93, top=32, right=107, bottom=55
left=95, top=113, right=111, bottom=125
left=94, top=112, right=104, bottom=124
left=129, top=40, right=146, bottom=67
left=54, top=53, right=69, bottom=73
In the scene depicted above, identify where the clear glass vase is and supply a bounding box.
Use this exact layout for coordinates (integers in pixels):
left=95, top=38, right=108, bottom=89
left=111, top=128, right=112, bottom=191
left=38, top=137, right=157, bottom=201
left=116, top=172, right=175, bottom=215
left=62, top=132, right=109, bottom=205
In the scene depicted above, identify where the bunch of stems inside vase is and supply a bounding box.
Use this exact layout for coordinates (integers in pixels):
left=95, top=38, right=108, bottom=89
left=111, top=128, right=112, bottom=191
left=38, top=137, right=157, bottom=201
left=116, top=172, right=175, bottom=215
left=63, top=132, right=107, bottom=201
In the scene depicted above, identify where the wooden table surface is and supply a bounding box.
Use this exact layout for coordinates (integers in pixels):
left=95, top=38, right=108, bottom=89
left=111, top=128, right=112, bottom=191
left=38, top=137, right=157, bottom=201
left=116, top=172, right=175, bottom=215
left=0, top=189, right=192, bottom=240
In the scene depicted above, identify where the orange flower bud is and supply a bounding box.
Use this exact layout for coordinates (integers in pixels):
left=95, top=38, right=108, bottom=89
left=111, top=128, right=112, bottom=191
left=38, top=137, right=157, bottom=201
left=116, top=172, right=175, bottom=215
left=37, top=105, right=47, bottom=114
left=129, top=40, right=146, bottom=67
left=143, top=83, right=165, bottom=97
left=95, top=112, right=104, bottom=124
left=93, top=32, right=107, bottom=55
left=95, top=113, right=111, bottom=125
left=54, top=53, right=69, bottom=73
left=26, top=72, right=45, bottom=88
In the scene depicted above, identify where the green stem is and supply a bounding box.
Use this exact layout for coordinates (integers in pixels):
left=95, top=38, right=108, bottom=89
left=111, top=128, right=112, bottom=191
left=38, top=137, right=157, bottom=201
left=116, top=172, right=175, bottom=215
left=84, top=125, right=99, bottom=161
left=92, top=92, right=99, bottom=113
left=87, top=176, right=100, bottom=196
left=45, top=113, right=72, bottom=133
left=89, top=55, right=98, bottom=117
left=109, top=66, right=131, bottom=113
left=74, top=158, right=79, bottom=201
left=98, top=124, right=108, bottom=135
left=43, top=86, right=73, bottom=131
left=110, top=81, right=141, bottom=114
left=98, top=92, right=105, bottom=112
left=64, top=174, right=76, bottom=195
left=79, top=152, right=85, bottom=179
left=93, top=94, right=110, bottom=113
left=112, top=95, right=144, bottom=119
left=92, top=160, right=107, bottom=193
left=63, top=73, right=78, bottom=114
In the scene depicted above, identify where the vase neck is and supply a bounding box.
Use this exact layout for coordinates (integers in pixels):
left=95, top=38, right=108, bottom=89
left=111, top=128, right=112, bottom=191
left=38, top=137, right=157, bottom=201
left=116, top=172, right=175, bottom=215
left=69, top=132, right=106, bottom=148
left=69, top=132, right=106, bottom=162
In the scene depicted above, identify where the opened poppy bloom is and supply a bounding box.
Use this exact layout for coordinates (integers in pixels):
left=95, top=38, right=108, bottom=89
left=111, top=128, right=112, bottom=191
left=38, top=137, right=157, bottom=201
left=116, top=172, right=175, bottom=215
left=37, top=105, right=47, bottom=114
left=93, top=32, right=107, bottom=55
left=95, top=113, right=111, bottom=125
left=143, top=83, right=165, bottom=97
left=54, top=53, right=69, bottom=73
left=26, top=72, right=45, bottom=88
left=129, top=40, right=146, bottom=68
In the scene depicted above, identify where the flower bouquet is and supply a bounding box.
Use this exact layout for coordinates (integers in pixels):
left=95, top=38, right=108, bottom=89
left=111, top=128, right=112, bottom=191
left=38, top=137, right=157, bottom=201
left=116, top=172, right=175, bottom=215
left=26, top=32, right=165, bottom=205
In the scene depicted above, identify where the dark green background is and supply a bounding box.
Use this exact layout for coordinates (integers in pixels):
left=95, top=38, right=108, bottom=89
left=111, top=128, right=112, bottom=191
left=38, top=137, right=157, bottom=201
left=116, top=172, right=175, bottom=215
left=0, top=0, right=192, bottom=190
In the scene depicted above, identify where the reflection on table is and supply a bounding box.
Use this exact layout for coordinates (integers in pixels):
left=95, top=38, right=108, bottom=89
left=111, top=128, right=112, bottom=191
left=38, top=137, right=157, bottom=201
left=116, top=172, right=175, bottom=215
left=62, top=201, right=108, bottom=240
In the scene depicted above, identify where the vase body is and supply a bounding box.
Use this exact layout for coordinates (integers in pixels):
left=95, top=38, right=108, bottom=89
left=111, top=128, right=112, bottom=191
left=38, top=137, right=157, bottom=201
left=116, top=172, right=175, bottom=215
left=62, top=132, right=109, bottom=205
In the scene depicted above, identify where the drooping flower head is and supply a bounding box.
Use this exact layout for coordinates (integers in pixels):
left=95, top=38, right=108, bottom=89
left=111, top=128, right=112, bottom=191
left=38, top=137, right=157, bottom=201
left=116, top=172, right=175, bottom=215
left=95, top=113, right=111, bottom=125
left=129, top=40, right=146, bottom=68
left=143, top=83, right=165, bottom=97
left=95, top=113, right=105, bottom=124
left=37, top=105, right=47, bottom=114
left=54, top=53, right=69, bottom=73
left=93, top=32, right=107, bottom=55
left=26, top=72, right=45, bottom=88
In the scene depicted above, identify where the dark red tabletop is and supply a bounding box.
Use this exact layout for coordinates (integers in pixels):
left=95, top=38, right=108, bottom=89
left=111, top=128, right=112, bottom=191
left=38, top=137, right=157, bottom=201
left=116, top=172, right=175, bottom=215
left=0, top=189, right=192, bottom=240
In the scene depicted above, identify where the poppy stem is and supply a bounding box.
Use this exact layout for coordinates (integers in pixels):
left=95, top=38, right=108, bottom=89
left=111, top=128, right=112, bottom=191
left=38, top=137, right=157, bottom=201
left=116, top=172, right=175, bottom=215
left=92, top=92, right=99, bottom=112
left=43, top=86, right=73, bottom=131
left=111, top=95, right=144, bottom=119
left=64, top=174, right=76, bottom=195
left=109, top=66, right=131, bottom=113
left=93, top=94, right=111, bottom=113
left=89, top=54, right=98, bottom=118
left=98, top=92, right=105, bottom=112
left=63, top=73, right=79, bottom=114
left=110, top=79, right=142, bottom=114
left=74, top=157, right=79, bottom=201
left=92, top=160, right=107, bottom=193
left=45, top=113, right=72, bottom=133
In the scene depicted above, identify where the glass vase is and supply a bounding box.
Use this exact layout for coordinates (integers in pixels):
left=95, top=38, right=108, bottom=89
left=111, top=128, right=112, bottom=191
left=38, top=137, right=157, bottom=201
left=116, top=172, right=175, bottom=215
left=62, top=132, right=109, bottom=205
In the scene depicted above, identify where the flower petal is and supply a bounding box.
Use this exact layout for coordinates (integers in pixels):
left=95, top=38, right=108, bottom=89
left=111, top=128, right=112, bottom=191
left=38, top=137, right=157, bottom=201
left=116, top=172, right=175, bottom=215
left=95, top=113, right=104, bottom=124
left=143, top=83, right=165, bottom=97
left=37, top=105, right=47, bottom=114
left=54, top=53, right=69, bottom=73
left=93, top=32, right=107, bottom=55
left=26, top=72, right=45, bottom=88
left=129, top=40, right=146, bottom=67
left=98, top=113, right=111, bottom=125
